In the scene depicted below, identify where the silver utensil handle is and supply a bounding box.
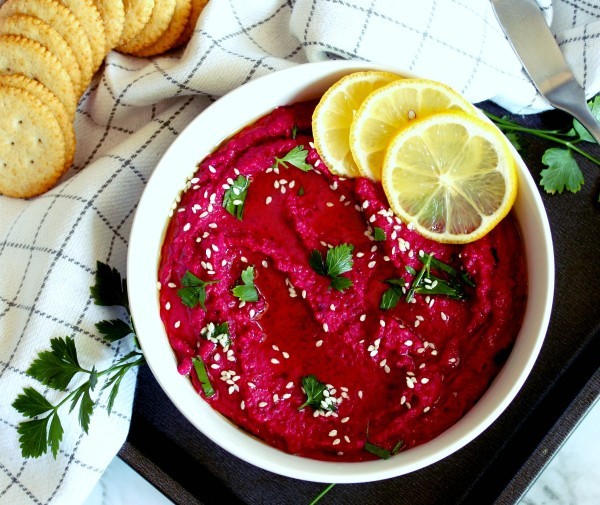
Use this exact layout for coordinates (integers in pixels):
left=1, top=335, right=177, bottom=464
left=545, top=79, right=600, bottom=145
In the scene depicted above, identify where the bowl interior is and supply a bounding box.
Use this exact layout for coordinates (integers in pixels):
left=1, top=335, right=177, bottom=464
left=127, top=60, right=554, bottom=483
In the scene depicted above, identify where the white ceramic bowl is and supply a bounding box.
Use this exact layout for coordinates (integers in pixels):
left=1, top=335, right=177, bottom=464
left=127, top=61, right=554, bottom=483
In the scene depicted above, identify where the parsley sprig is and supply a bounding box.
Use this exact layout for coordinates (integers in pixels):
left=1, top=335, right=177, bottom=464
left=309, top=243, right=354, bottom=292
left=298, top=375, right=337, bottom=412
left=485, top=95, right=600, bottom=198
left=12, top=261, right=145, bottom=459
left=222, top=174, right=251, bottom=220
left=232, top=266, right=258, bottom=302
left=273, top=145, right=313, bottom=172
left=178, top=270, right=219, bottom=310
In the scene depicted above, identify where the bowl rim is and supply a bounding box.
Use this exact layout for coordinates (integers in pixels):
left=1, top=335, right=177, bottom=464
left=127, top=60, right=555, bottom=483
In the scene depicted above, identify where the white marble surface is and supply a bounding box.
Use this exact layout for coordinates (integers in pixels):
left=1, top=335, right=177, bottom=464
left=83, top=398, right=600, bottom=505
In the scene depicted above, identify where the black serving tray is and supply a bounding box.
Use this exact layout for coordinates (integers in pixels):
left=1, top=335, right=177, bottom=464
left=119, top=102, right=600, bottom=505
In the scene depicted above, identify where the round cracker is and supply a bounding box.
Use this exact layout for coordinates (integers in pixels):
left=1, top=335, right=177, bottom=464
left=173, top=0, right=208, bottom=48
left=0, top=74, right=76, bottom=169
left=133, top=0, right=190, bottom=56
left=117, top=0, right=176, bottom=54
left=0, top=14, right=84, bottom=97
left=0, top=0, right=94, bottom=91
left=0, top=35, right=77, bottom=117
left=92, top=0, right=125, bottom=51
left=118, top=0, right=155, bottom=46
left=55, top=0, right=107, bottom=71
left=0, top=86, right=67, bottom=198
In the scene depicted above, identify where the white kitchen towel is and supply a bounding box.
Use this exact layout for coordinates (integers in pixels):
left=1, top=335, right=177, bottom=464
left=1, top=1, right=599, bottom=504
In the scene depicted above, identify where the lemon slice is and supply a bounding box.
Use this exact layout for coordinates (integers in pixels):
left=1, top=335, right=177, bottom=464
left=312, top=70, right=401, bottom=177
left=381, top=111, right=517, bottom=244
left=350, top=78, right=477, bottom=181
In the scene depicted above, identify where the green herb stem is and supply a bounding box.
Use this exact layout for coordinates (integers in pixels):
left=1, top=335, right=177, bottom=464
left=485, top=111, right=600, bottom=166
left=308, top=483, right=336, bottom=505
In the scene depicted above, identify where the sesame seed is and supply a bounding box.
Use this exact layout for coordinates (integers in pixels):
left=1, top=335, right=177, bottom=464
left=316, top=340, right=323, bottom=347
left=183, top=223, right=191, bottom=232
left=341, top=417, right=350, bottom=423
left=358, top=390, right=363, bottom=399
left=271, top=358, right=280, bottom=364
left=258, top=402, right=267, bottom=408
left=362, top=201, right=369, bottom=209
left=250, top=309, right=256, bottom=318
left=423, top=406, right=431, bottom=413
left=368, top=261, right=376, bottom=269
left=359, top=314, right=366, bottom=322
left=262, top=260, right=268, bottom=268
left=326, top=202, right=334, bottom=207
left=379, top=319, right=385, bottom=328
left=405, top=340, right=413, bottom=346
left=323, top=323, right=329, bottom=332
left=330, top=304, right=336, bottom=311
left=210, top=364, right=219, bottom=369
left=272, top=344, right=280, bottom=351
left=441, top=312, right=448, bottom=321
left=283, top=393, right=291, bottom=399
left=369, top=215, right=376, bottom=223
left=384, top=365, right=391, bottom=373
left=286, top=381, right=294, bottom=389
left=248, top=382, right=256, bottom=388
left=370, top=245, right=377, bottom=252
left=332, top=439, right=340, bottom=445
left=265, top=196, right=272, bottom=205
left=356, top=252, right=365, bottom=258
left=240, top=401, right=245, bottom=410
left=344, top=436, right=350, bottom=443
left=209, top=223, right=217, bottom=229
left=273, top=394, right=279, bottom=402
left=380, top=359, right=387, bottom=367
left=282, top=352, right=290, bottom=359
left=329, top=430, right=337, bottom=437
left=174, top=321, right=180, bottom=328
left=421, top=378, right=430, bottom=384
left=165, top=302, right=171, bottom=310
left=241, top=256, right=248, bottom=263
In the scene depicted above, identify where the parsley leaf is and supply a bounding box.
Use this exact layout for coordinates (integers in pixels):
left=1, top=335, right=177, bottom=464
left=222, top=174, right=251, bottom=220
left=309, top=244, right=354, bottom=292
left=12, top=261, right=145, bottom=459
left=365, top=440, right=404, bottom=460
left=232, top=266, right=258, bottom=302
left=572, top=95, right=600, bottom=142
left=178, top=270, right=219, bottom=310
left=298, top=375, right=336, bottom=412
left=90, top=261, right=129, bottom=310
left=373, top=227, right=386, bottom=241
left=380, top=278, right=405, bottom=310
left=540, top=148, right=584, bottom=194
left=26, top=336, right=83, bottom=391
left=192, top=356, right=215, bottom=398
left=273, top=145, right=312, bottom=172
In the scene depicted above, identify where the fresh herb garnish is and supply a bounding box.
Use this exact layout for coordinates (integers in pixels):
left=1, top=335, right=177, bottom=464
left=273, top=145, right=312, bottom=172
left=222, top=174, right=251, bottom=220
left=297, top=185, right=305, bottom=196
left=309, top=243, right=354, bottom=292
left=201, top=321, right=231, bottom=348
left=177, top=270, right=219, bottom=310
left=291, top=125, right=298, bottom=139
left=485, top=95, right=600, bottom=198
left=364, top=439, right=404, bottom=460
left=12, top=261, right=145, bottom=459
left=298, top=375, right=337, bottom=412
left=373, top=227, right=386, bottom=241
left=405, top=251, right=474, bottom=302
left=232, top=266, right=258, bottom=302
left=192, top=356, right=215, bottom=397
left=379, top=278, right=405, bottom=310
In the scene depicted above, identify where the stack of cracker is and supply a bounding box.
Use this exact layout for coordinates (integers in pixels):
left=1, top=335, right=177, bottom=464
left=0, top=0, right=209, bottom=198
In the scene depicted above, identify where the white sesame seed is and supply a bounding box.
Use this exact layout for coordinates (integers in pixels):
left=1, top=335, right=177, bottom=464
left=262, top=260, right=268, bottom=268
left=330, top=304, right=336, bottom=311
left=240, top=256, right=248, bottom=263
left=165, top=302, right=171, bottom=310
left=368, top=261, right=376, bottom=269
left=356, top=252, right=365, bottom=258
left=344, top=436, right=350, bottom=443
left=273, top=394, right=279, bottom=402
left=362, top=201, right=369, bottom=209
left=174, top=321, right=180, bottom=328
left=326, top=202, right=334, bottom=207
left=332, top=439, right=340, bottom=445
left=286, top=381, right=294, bottom=389
left=379, top=319, right=386, bottom=328
left=323, top=323, right=329, bottom=332
left=316, top=340, right=323, bottom=347
left=240, top=401, right=245, bottom=410
left=183, top=223, right=191, bottom=232
left=259, top=402, right=267, bottom=408
left=441, top=312, right=448, bottom=321
left=341, top=417, right=350, bottom=423
left=405, top=340, right=413, bottom=346
left=209, top=223, right=217, bottom=229
left=329, top=430, right=337, bottom=437
left=360, top=314, right=366, bottom=322
left=421, top=378, right=430, bottom=384
left=384, top=365, right=391, bottom=373
left=423, top=406, right=430, bottom=413
left=358, top=391, right=363, bottom=399
left=271, top=358, right=280, bottom=364
left=211, top=364, right=219, bottom=369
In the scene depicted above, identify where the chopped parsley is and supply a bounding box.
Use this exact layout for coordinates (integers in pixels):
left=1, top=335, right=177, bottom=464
left=373, top=227, right=386, bottom=241
left=379, top=278, right=405, bottom=310
left=222, top=174, right=251, bottom=220
left=192, top=356, right=215, bottom=398
left=200, top=322, right=230, bottom=348
left=309, top=243, right=354, bottom=292
left=405, top=252, right=474, bottom=303
left=273, top=145, right=312, bottom=172
left=232, top=266, right=258, bottom=302
left=298, top=375, right=337, bottom=412
left=177, top=270, right=219, bottom=310
left=364, top=440, right=404, bottom=460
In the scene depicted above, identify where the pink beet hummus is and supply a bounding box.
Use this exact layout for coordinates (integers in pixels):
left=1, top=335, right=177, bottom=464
left=157, top=100, right=527, bottom=462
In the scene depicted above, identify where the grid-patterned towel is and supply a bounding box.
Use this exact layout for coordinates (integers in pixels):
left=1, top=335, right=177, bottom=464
left=1, top=1, right=599, bottom=503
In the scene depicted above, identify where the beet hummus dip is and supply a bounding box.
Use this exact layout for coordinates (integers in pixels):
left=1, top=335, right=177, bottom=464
left=157, top=100, right=527, bottom=462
